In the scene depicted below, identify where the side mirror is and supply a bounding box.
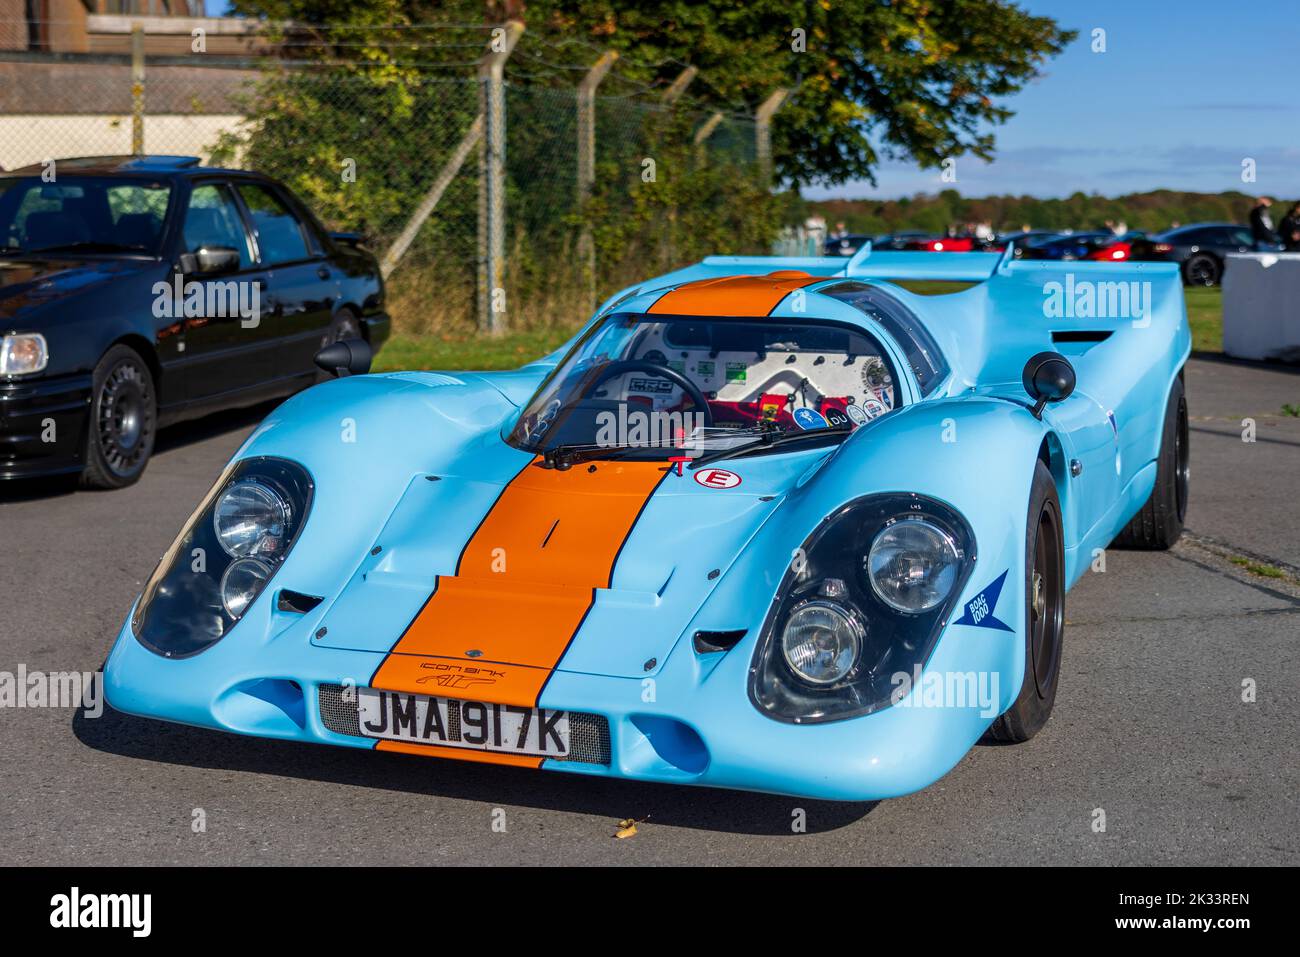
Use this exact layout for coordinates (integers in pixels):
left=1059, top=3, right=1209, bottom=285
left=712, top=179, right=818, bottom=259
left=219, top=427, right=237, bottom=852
left=314, top=337, right=372, bottom=378
left=179, top=246, right=241, bottom=275
left=329, top=231, right=365, bottom=248
left=1022, top=351, right=1076, bottom=419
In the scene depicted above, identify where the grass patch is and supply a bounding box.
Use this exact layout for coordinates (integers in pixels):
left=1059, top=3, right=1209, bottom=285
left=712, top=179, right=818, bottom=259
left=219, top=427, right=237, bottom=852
left=374, top=279, right=1224, bottom=374
left=1184, top=286, right=1221, bottom=353
left=1229, top=556, right=1288, bottom=580
left=372, top=327, right=578, bottom=373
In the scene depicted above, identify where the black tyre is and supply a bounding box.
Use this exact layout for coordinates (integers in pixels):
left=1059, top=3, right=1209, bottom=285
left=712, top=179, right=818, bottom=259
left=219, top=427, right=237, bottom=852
left=316, top=309, right=362, bottom=383
left=1182, top=252, right=1221, bottom=286
left=986, top=460, right=1064, bottom=743
left=1112, top=376, right=1189, bottom=550
left=79, top=344, right=157, bottom=490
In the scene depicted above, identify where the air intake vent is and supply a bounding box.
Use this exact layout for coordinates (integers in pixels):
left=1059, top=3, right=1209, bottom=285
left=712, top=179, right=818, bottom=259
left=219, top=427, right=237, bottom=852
left=693, top=629, right=747, bottom=654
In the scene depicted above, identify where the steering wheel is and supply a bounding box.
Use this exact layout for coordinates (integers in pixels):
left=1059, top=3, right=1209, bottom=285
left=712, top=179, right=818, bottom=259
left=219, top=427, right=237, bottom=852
left=583, top=359, right=713, bottom=427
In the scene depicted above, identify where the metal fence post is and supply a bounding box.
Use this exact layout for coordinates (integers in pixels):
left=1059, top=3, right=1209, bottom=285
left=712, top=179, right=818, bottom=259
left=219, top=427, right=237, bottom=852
left=478, top=21, right=524, bottom=335
left=755, top=89, right=788, bottom=185
left=131, top=25, right=145, bottom=155
left=661, top=66, right=697, bottom=104
left=693, top=111, right=724, bottom=145
left=577, top=51, right=618, bottom=310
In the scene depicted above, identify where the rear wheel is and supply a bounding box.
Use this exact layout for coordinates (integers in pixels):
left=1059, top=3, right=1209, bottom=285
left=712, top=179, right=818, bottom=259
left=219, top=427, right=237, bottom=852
left=986, top=461, right=1064, bottom=743
left=79, top=344, right=157, bottom=490
left=1112, top=376, right=1188, bottom=550
left=1183, top=252, right=1221, bottom=286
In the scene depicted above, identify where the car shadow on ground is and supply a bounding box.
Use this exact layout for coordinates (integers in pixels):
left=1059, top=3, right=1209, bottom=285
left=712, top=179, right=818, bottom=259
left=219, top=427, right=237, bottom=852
left=71, top=704, right=876, bottom=836
left=0, top=400, right=281, bottom=503
left=1190, top=350, right=1300, bottom=375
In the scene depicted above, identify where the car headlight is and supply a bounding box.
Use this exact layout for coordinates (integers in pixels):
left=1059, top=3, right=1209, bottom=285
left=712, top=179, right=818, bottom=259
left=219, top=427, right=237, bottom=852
left=750, top=494, right=975, bottom=724
left=781, top=599, right=863, bottom=685
left=0, top=333, right=48, bottom=375
left=214, top=480, right=292, bottom=560
left=131, top=457, right=313, bottom=658
left=866, top=519, right=961, bottom=614
left=220, top=558, right=274, bottom=618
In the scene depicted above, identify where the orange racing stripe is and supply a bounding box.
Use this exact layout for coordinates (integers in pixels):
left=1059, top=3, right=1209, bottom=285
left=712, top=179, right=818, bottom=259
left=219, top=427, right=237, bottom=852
left=369, top=456, right=667, bottom=711
left=647, top=271, right=820, bottom=317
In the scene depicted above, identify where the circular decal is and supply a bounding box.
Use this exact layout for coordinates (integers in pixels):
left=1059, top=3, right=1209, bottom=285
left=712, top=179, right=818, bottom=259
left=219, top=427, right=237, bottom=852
left=792, top=407, right=828, bottom=430
left=823, top=406, right=850, bottom=428
left=860, top=397, right=889, bottom=420
left=845, top=403, right=868, bottom=426
left=693, top=467, right=742, bottom=489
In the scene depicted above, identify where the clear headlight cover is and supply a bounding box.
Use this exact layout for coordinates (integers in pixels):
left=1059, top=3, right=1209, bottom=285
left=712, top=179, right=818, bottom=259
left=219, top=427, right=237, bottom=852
left=866, top=519, right=962, bottom=614
left=213, top=480, right=291, bottom=560
left=781, top=600, right=863, bottom=685
left=220, top=558, right=274, bottom=618
left=132, top=458, right=313, bottom=658
left=750, top=494, right=975, bottom=724
left=0, top=333, right=48, bottom=375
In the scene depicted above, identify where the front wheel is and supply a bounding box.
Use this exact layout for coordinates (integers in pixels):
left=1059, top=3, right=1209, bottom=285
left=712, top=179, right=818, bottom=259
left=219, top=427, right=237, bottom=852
left=79, top=344, right=157, bottom=490
left=986, top=460, right=1065, bottom=743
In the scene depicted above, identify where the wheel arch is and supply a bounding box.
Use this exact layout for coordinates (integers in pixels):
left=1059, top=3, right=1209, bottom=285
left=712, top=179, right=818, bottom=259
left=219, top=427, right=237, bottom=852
left=106, top=333, right=161, bottom=389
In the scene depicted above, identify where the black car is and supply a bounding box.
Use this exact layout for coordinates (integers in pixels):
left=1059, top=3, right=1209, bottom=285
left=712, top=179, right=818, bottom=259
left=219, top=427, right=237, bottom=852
left=0, top=155, right=389, bottom=488
left=1145, top=222, right=1257, bottom=286
left=1016, top=230, right=1114, bottom=261
left=823, top=233, right=874, bottom=256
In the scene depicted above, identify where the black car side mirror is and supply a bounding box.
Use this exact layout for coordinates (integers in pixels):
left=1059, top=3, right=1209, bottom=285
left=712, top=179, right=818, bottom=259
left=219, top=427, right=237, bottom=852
left=329, top=231, right=366, bottom=247
left=178, top=246, right=241, bottom=275
left=1022, top=351, right=1076, bottom=419
left=314, top=337, right=372, bottom=378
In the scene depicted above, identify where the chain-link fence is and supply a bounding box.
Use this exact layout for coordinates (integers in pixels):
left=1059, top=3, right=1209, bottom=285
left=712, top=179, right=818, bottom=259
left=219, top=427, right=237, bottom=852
left=0, top=29, right=777, bottom=339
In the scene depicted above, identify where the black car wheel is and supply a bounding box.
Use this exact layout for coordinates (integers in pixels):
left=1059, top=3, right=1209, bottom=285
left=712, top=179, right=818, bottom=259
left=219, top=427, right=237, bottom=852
left=1112, top=376, right=1189, bottom=549
left=985, top=460, right=1064, bottom=743
left=1183, top=252, right=1221, bottom=286
left=80, top=344, right=157, bottom=489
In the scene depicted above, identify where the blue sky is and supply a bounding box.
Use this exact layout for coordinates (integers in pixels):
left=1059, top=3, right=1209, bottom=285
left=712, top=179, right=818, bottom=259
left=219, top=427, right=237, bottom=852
left=806, top=0, right=1300, bottom=199
left=203, top=0, right=1298, bottom=199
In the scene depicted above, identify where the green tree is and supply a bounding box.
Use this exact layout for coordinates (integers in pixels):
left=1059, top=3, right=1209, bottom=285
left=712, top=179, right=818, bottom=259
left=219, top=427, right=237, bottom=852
left=230, top=0, right=1072, bottom=188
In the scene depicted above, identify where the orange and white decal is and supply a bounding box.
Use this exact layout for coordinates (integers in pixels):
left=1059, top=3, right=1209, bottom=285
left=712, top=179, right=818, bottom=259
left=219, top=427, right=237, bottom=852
left=369, top=457, right=666, bottom=713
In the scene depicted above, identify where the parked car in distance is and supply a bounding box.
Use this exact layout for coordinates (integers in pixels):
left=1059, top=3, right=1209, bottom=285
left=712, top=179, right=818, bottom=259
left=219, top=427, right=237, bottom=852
left=872, top=231, right=933, bottom=251
left=0, top=155, right=389, bottom=488
left=824, top=233, right=874, bottom=257
left=1143, top=223, right=1257, bottom=286
left=1017, top=230, right=1119, bottom=262
left=1000, top=230, right=1062, bottom=257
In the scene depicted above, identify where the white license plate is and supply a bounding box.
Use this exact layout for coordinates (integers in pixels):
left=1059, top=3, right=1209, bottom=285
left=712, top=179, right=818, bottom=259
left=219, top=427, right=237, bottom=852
left=356, top=688, right=570, bottom=758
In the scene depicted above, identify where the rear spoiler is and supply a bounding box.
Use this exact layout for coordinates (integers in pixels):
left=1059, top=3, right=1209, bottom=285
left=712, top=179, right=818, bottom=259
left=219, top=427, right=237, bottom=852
left=589, top=245, right=1182, bottom=331
left=699, top=244, right=1183, bottom=285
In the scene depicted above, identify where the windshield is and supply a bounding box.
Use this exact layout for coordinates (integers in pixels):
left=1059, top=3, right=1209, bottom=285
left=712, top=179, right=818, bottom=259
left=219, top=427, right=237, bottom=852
left=508, top=313, right=899, bottom=460
left=0, top=176, right=172, bottom=256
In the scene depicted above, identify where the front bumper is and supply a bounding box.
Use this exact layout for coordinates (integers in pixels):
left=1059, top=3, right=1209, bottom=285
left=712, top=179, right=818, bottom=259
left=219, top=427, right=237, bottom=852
left=0, top=372, right=91, bottom=480
left=103, top=600, right=1010, bottom=802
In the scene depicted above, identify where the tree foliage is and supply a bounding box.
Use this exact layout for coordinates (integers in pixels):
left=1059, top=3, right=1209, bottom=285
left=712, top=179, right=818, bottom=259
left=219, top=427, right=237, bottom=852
left=229, top=0, right=1072, bottom=188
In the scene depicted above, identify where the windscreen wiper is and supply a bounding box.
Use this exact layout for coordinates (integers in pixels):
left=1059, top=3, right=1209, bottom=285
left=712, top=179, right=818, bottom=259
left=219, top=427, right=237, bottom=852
left=688, top=425, right=854, bottom=470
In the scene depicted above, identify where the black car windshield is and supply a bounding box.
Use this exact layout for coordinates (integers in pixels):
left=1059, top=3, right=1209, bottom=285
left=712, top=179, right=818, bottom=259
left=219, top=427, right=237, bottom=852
left=0, top=176, right=172, bottom=256
left=508, top=313, right=899, bottom=461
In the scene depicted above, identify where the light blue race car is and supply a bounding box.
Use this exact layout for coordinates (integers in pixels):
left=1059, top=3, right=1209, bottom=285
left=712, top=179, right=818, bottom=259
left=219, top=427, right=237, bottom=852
left=104, top=246, right=1191, bottom=801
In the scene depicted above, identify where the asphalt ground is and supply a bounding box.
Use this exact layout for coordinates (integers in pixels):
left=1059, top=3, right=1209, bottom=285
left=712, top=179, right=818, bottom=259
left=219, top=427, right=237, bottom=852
left=0, top=356, right=1296, bottom=865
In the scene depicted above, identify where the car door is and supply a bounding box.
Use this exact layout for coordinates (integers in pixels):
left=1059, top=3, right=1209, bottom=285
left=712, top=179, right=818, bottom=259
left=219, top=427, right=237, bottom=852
left=172, top=179, right=275, bottom=401
left=232, top=181, right=337, bottom=382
